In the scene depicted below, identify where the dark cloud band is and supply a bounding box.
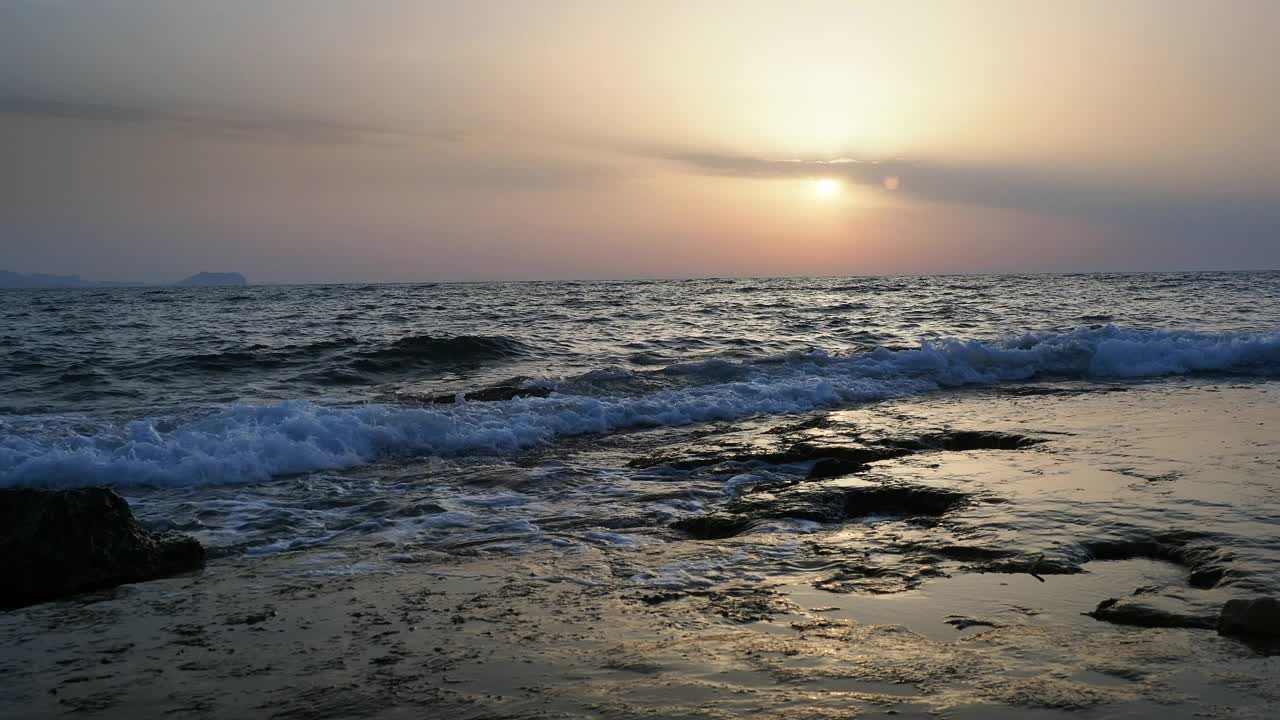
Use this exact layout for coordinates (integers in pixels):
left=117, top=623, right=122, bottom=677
left=660, top=149, right=1279, bottom=233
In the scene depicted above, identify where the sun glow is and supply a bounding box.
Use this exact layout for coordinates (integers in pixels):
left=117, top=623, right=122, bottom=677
left=814, top=178, right=841, bottom=198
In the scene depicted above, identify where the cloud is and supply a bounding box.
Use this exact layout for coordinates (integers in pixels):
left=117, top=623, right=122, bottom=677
left=0, top=95, right=389, bottom=144
left=658, top=149, right=1280, bottom=234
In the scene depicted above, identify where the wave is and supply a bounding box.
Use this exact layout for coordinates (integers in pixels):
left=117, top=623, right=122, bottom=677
left=2, top=325, right=1277, bottom=488
left=351, top=334, right=531, bottom=371
left=142, top=338, right=360, bottom=373
left=137, top=334, right=529, bottom=375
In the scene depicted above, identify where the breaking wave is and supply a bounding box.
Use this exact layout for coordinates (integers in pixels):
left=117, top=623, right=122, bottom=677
left=2, top=326, right=1277, bottom=488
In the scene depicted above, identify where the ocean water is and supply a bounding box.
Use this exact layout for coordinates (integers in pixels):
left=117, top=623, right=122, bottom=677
left=2, top=272, right=1279, bottom=594
left=3, top=272, right=1279, bottom=486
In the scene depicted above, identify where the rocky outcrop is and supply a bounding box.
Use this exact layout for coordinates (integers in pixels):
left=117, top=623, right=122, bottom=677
left=672, top=480, right=971, bottom=540
left=1087, top=597, right=1217, bottom=630
left=0, top=488, right=206, bottom=610
left=1218, top=597, right=1280, bottom=639
left=1080, top=533, right=1233, bottom=589
left=887, top=430, right=1045, bottom=452
left=629, top=430, right=1042, bottom=474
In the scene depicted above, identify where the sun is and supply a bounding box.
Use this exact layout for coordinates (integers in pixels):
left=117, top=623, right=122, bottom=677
left=814, top=178, right=841, bottom=198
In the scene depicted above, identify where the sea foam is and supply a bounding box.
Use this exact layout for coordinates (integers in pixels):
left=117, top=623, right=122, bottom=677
left=2, top=326, right=1277, bottom=488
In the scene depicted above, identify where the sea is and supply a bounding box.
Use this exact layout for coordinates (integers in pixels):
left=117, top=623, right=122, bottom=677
left=2, top=271, right=1279, bottom=577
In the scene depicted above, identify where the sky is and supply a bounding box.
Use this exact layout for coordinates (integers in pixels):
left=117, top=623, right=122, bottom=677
left=1, top=0, right=1278, bottom=283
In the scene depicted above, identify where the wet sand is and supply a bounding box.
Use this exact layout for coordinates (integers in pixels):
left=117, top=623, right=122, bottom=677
left=2, top=380, right=1277, bottom=718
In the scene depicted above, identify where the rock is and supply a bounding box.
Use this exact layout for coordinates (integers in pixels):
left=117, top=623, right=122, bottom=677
left=629, top=441, right=908, bottom=473
left=804, top=445, right=912, bottom=478
left=970, top=554, right=1085, bottom=577
left=892, top=430, right=1043, bottom=452
left=670, top=513, right=751, bottom=540
left=1086, top=597, right=1216, bottom=630
left=945, top=615, right=1003, bottom=630
left=1081, top=533, right=1232, bottom=589
left=0, top=488, right=206, bottom=609
left=1188, top=566, right=1227, bottom=589
left=637, top=591, right=685, bottom=606
left=1217, top=597, right=1280, bottom=638
left=628, top=429, right=1042, bottom=473
left=672, top=480, right=971, bottom=539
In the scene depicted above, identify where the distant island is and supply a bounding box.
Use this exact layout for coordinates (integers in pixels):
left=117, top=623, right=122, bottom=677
left=0, top=270, right=248, bottom=289
left=0, top=271, right=139, bottom=289
left=174, top=272, right=248, bottom=287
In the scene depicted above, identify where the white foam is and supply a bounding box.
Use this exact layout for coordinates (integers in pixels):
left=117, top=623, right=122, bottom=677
left=3, top=326, right=1277, bottom=488
left=581, top=530, right=651, bottom=547
left=724, top=471, right=787, bottom=498
left=742, top=518, right=824, bottom=535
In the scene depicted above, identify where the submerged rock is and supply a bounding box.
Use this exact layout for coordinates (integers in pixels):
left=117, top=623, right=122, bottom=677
left=0, top=488, right=206, bottom=610
left=1080, top=533, right=1233, bottom=589
left=1217, top=597, right=1280, bottom=638
left=945, top=615, right=1003, bottom=630
left=672, top=480, right=971, bottom=540
left=891, top=430, right=1044, bottom=452
left=630, top=429, right=1043, bottom=474
left=1087, top=597, right=1216, bottom=630
left=430, top=378, right=552, bottom=404
left=968, top=554, right=1085, bottom=577
left=629, top=441, right=908, bottom=473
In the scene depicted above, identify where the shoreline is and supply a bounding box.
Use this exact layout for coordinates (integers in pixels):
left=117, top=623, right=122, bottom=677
left=2, top=380, right=1278, bottom=718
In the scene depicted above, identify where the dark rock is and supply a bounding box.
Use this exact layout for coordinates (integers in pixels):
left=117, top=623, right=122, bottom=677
left=969, top=554, right=1085, bottom=577
left=637, top=591, right=685, bottom=606
left=842, top=483, right=970, bottom=516
left=0, top=488, right=206, bottom=610
left=945, top=615, right=1002, bottom=630
left=1188, top=566, right=1227, bottom=589
left=1087, top=597, right=1216, bottom=630
left=805, top=446, right=912, bottom=478
left=630, top=441, right=909, bottom=472
left=913, top=543, right=1015, bottom=563
left=670, top=513, right=751, bottom=540
left=1218, top=597, right=1280, bottom=638
left=765, top=442, right=910, bottom=467
left=1081, top=534, right=1233, bottom=589
left=733, top=486, right=851, bottom=524
left=672, top=480, right=971, bottom=540
left=893, top=431, right=1043, bottom=452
